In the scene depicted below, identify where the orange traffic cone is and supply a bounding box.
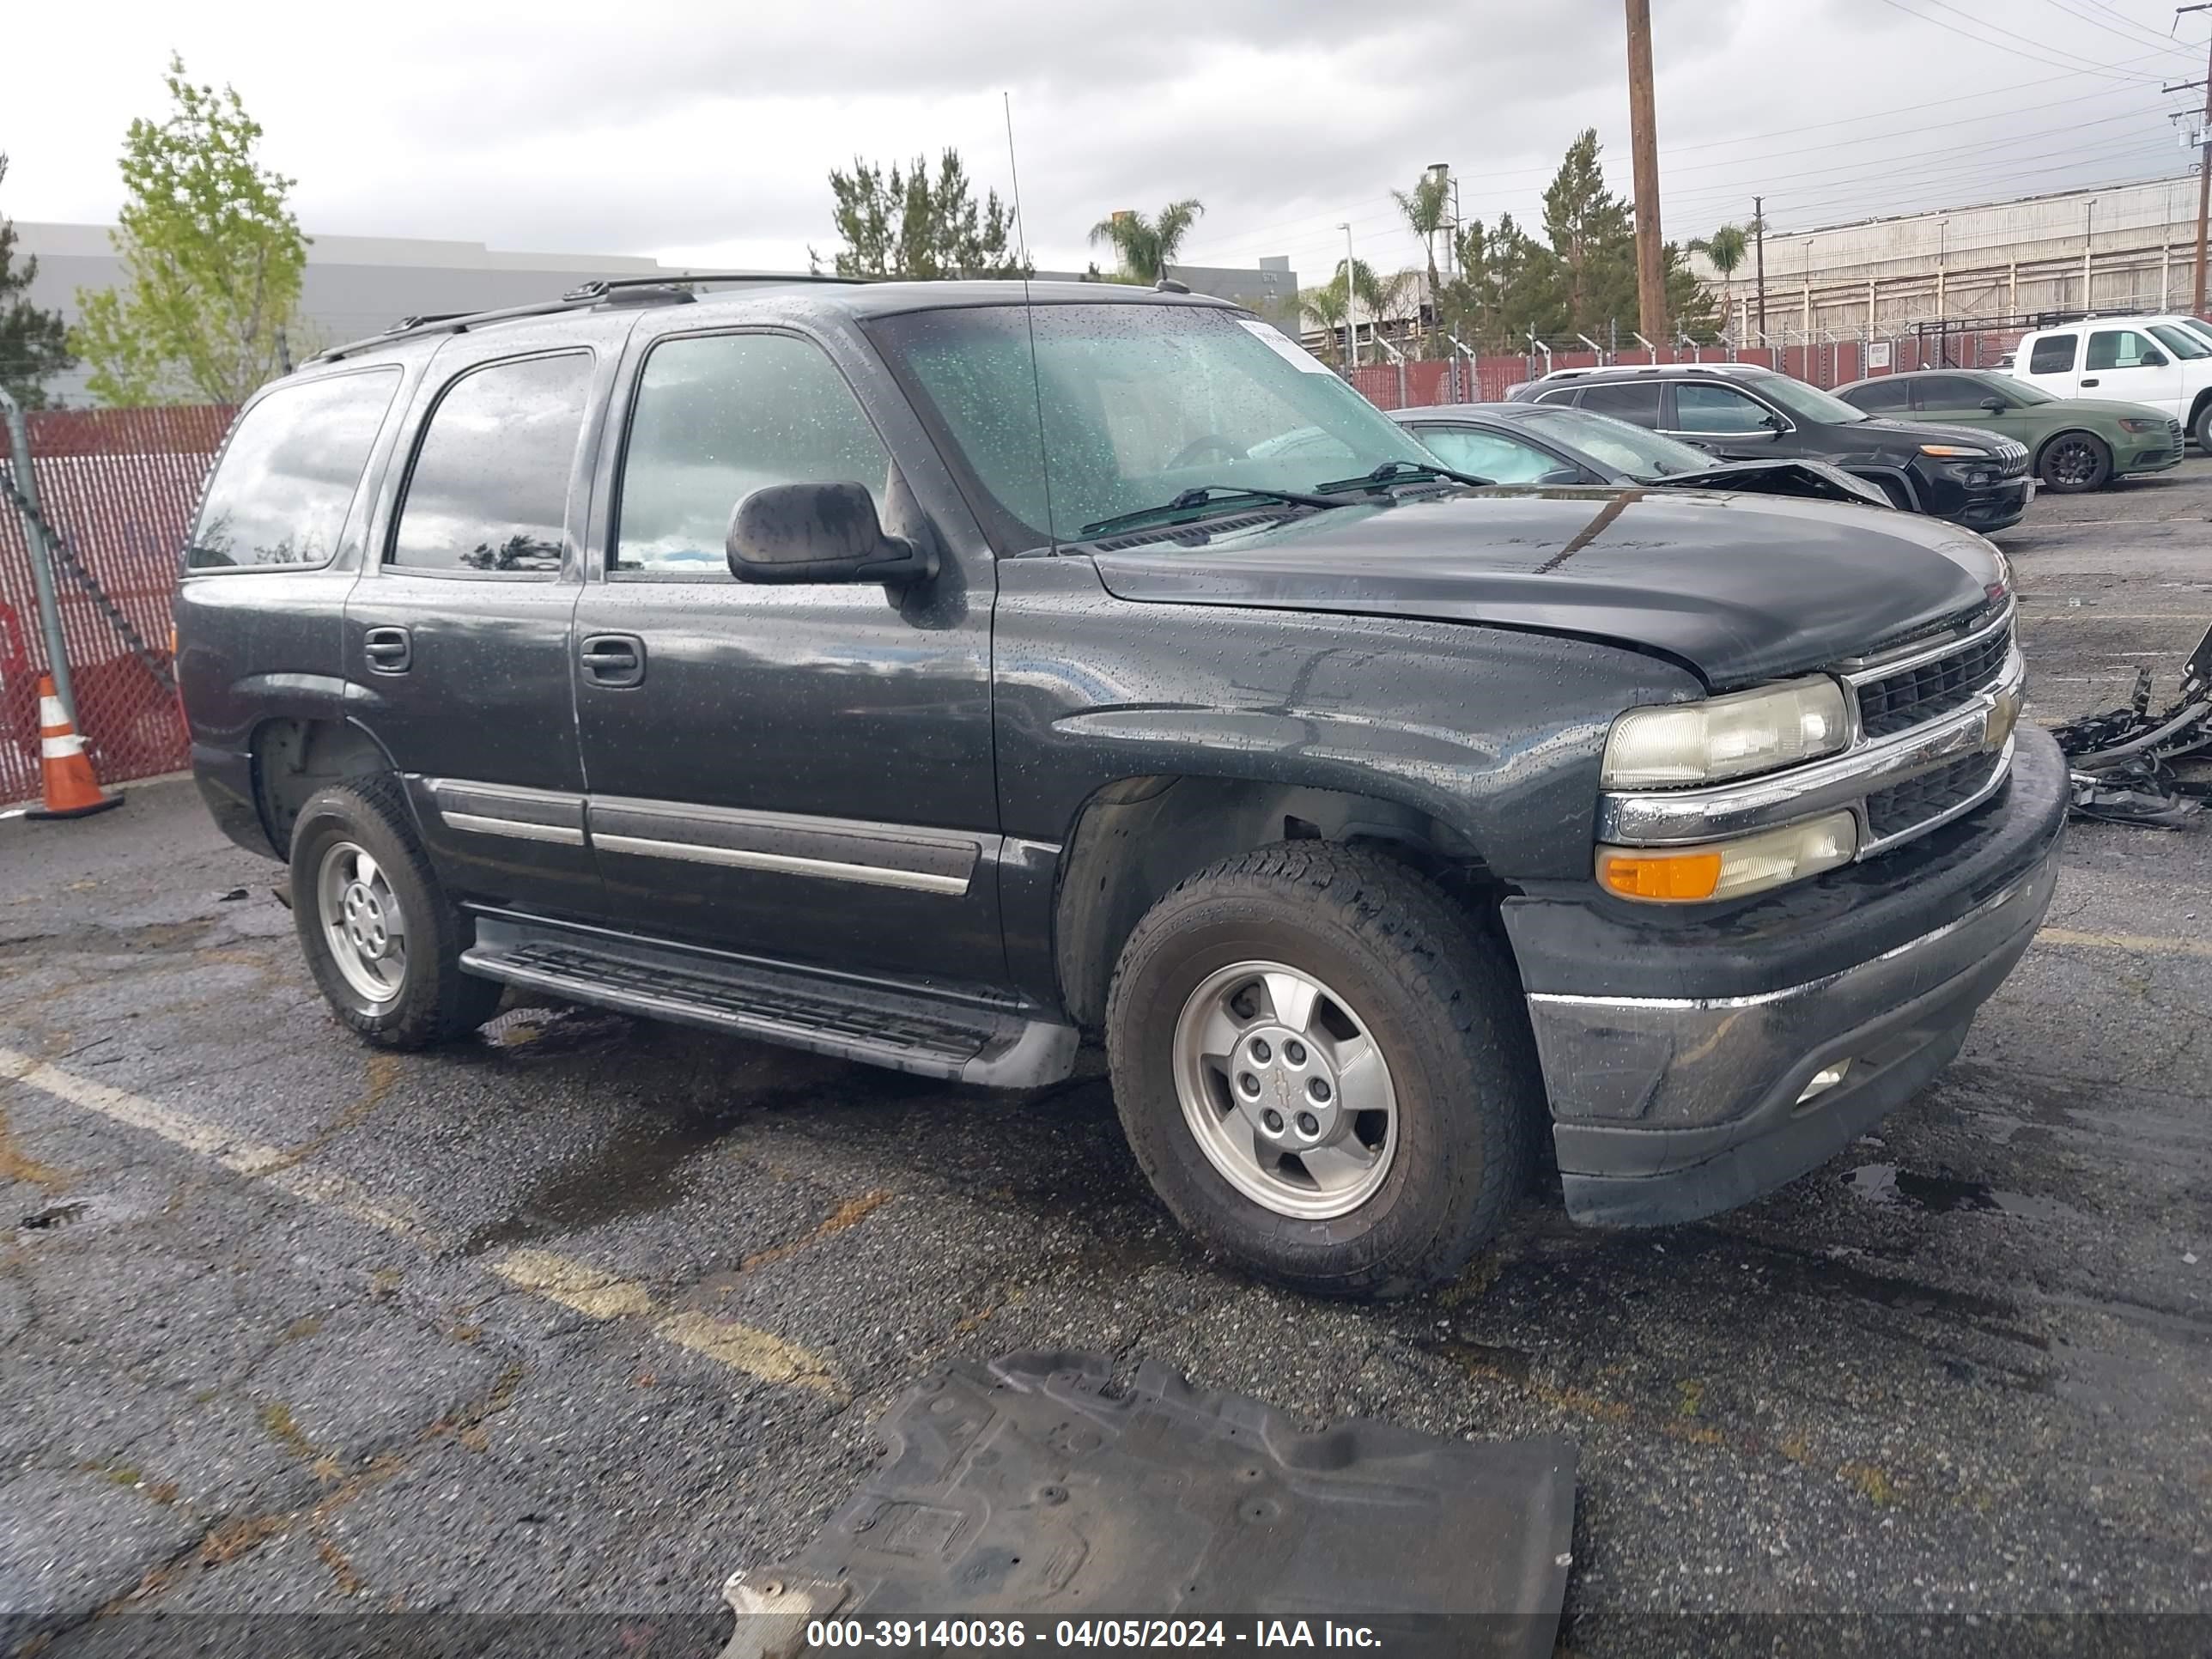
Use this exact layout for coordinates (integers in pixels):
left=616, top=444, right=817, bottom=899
left=27, top=674, right=122, bottom=821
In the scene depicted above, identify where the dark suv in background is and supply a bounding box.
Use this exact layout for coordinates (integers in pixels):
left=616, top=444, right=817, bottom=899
left=1512, top=362, right=2033, bottom=531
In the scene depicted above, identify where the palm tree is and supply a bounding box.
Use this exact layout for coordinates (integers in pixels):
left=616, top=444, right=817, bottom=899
left=1392, top=170, right=1453, bottom=355
left=1687, top=223, right=1750, bottom=330
left=1301, top=259, right=1413, bottom=366
left=1088, top=199, right=1205, bottom=283
left=1299, top=283, right=1349, bottom=365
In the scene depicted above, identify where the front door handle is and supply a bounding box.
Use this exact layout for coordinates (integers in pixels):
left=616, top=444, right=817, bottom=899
left=580, top=633, right=646, bottom=689
left=2081, top=378, right=2100, bottom=387
left=363, top=626, right=411, bottom=674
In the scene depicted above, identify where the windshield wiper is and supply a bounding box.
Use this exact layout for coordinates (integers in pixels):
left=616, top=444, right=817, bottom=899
left=1079, top=485, right=1346, bottom=538
left=1312, top=459, right=1492, bottom=494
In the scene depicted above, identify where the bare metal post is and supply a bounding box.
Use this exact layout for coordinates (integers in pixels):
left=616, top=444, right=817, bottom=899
left=0, top=387, right=76, bottom=726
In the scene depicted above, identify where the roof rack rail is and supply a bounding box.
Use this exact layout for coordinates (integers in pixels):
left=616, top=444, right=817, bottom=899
left=310, top=270, right=870, bottom=366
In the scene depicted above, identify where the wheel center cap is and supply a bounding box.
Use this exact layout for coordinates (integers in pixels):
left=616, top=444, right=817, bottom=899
left=340, top=882, right=388, bottom=958
left=1233, top=1025, right=1342, bottom=1146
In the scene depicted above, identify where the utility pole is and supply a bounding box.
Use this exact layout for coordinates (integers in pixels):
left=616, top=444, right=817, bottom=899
left=1753, top=195, right=1767, bottom=341
left=2184, top=6, right=2212, bottom=313
left=1625, top=0, right=1668, bottom=339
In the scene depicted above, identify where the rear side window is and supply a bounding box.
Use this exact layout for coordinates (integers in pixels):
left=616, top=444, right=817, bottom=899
left=1575, top=382, right=1662, bottom=425
left=1844, top=380, right=1910, bottom=413
left=390, top=352, right=592, bottom=576
left=616, top=332, right=890, bottom=575
left=2027, top=334, right=2076, bottom=375
left=186, top=368, right=399, bottom=570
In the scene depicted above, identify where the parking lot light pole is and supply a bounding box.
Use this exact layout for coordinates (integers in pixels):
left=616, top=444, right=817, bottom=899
left=1339, top=222, right=1358, bottom=368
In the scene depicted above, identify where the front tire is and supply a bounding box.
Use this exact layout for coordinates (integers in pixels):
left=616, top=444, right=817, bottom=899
left=2037, top=431, right=2111, bottom=494
left=289, top=777, right=501, bottom=1049
left=2194, top=401, right=2212, bottom=454
left=1105, top=844, right=1538, bottom=1299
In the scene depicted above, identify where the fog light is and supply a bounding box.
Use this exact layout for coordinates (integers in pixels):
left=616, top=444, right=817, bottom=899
left=1796, top=1060, right=1852, bottom=1104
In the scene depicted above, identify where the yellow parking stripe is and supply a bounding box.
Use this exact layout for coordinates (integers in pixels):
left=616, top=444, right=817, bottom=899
left=2036, top=927, right=2212, bottom=958
left=0, top=1046, right=845, bottom=1398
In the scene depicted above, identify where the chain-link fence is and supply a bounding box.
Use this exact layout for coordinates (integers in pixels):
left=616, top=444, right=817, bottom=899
left=0, top=405, right=232, bottom=805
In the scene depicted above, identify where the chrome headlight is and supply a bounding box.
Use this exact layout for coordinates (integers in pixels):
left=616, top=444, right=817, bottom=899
left=1601, top=677, right=1850, bottom=788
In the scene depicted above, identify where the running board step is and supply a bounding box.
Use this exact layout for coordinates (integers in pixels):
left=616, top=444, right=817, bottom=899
left=460, top=921, right=1077, bottom=1088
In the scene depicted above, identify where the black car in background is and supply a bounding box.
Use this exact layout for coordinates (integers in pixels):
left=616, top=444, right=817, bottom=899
left=1391, top=401, right=1890, bottom=507
left=1510, top=362, right=2034, bottom=531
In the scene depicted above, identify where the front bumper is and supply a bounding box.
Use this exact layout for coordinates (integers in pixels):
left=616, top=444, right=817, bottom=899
left=1943, top=477, right=2031, bottom=532
left=2118, top=442, right=2184, bottom=476
left=1503, top=725, right=2067, bottom=1228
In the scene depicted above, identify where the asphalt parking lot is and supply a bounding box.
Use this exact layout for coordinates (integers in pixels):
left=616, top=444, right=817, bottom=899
left=4, top=467, right=2211, bottom=1656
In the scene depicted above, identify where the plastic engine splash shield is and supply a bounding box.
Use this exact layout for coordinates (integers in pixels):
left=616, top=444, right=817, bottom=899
left=720, top=1348, right=1577, bottom=1659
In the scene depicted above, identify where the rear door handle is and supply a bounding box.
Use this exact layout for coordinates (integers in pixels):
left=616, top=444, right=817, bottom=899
left=580, top=633, right=645, bottom=689
left=363, top=626, right=410, bottom=674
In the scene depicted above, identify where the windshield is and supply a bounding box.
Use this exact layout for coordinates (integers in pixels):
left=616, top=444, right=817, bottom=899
left=1754, top=375, right=1870, bottom=425
left=2149, top=323, right=2212, bottom=361
left=1511, top=407, right=1714, bottom=480
left=868, top=303, right=1436, bottom=544
left=1998, top=377, right=2055, bottom=405
left=2178, top=316, right=2212, bottom=349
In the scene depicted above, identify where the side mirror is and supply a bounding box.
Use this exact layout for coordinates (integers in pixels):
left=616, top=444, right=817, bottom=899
left=1761, top=411, right=1788, bottom=432
left=1978, top=396, right=2007, bottom=412
left=726, top=482, right=938, bottom=586
left=1536, top=466, right=1584, bottom=485
left=2143, top=349, right=2169, bottom=368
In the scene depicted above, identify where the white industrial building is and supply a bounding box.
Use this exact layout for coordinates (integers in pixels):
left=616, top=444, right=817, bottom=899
left=1687, top=171, right=2212, bottom=341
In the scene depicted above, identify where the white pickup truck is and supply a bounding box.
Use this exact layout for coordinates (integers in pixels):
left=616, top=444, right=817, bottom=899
left=2009, top=315, right=2212, bottom=448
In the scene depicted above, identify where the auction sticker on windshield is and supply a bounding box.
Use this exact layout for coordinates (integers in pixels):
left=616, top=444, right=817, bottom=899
left=1238, top=318, right=1335, bottom=373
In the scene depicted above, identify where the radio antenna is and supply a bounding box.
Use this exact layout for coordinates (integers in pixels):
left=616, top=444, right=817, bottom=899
left=1004, top=90, right=1056, bottom=550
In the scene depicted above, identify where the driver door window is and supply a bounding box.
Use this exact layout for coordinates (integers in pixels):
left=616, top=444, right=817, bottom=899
left=615, top=332, right=890, bottom=577
left=2086, top=330, right=2158, bottom=372
left=1669, top=383, right=1775, bottom=434
left=1410, top=426, right=1567, bottom=483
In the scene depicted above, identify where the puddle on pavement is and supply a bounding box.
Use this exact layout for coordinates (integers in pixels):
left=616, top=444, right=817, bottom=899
left=1424, top=1335, right=1535, bottom=1384
left=461, top=1091, right=754, bottom=1254
left=477, top=1004, right=639, bottom=1063
left=1843, top=1162, right=2082, bottom=1224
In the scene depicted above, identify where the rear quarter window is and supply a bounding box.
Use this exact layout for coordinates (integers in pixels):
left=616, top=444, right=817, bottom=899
left=186, top=368, right=401, bottom=571
left=2027, top=334, right=2076, bottom=376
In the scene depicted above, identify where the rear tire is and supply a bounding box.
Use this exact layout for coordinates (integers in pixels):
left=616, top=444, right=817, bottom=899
left=1105, top=843, right=1538, bottom=1299
left=289, top=776, right=501, bottom=1049
left=2194, top=401, right=2212, bottom=454
left=2036, top=431, right=2111, bottom=494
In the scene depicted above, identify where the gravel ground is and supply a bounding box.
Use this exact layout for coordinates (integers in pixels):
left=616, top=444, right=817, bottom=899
left=3, top=467, right=2210, bottom=1656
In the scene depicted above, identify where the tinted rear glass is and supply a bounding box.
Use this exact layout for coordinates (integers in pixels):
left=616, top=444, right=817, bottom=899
left=2027, top=334, right=2076, bottom=375
left=185, top=368, right=399, bottom=570
left=1574, top=382, right=1663, bottom=424
left=1845, top=380, right=1911, bottom=413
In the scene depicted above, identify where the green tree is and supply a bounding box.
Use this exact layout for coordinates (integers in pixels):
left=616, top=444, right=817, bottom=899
left=1438, top=213, right=1560, bottom=351
left=71, top=54, right=308, bottom=406
left=814, top=149, right=1026, bottom=280
left=0, top=155, right=75, bottom=410
left=1088, top=199, right=1204, bottom=284
left=1540, top=129, right=1636, bottom=337
left=1391, top=169, right=1453, bottom=356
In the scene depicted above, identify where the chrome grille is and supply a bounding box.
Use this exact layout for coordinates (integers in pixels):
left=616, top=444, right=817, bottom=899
left=1856, top=622, right=2014, bottom=739
left=1864, top=750, right=2005, bottom=841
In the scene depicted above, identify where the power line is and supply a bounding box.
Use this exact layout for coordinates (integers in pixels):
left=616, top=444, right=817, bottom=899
left=2037, top=0, right=2199, bottom=58
left=1875, top=0, right=2170, bottom=80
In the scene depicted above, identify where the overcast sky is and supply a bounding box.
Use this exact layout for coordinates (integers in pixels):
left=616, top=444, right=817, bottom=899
left=4, top=0, right=2204, bottom=283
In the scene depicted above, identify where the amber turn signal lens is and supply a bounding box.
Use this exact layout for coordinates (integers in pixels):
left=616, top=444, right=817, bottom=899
left=1597, top=848, right=1724, bottom=901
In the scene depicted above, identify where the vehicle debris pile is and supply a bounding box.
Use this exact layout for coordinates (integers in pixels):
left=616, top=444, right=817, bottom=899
left=2051, top=623, right=2212, bottom=826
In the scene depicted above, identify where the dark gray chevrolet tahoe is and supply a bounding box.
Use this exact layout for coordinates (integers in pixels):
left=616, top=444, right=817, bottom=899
left=176, top=277, right=2065, bottom=1297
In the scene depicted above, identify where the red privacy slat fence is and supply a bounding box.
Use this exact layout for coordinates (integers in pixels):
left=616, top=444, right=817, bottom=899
left=0, top=405, right=234, bottom=805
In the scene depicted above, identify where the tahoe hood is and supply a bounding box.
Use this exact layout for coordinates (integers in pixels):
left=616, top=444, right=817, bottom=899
left=1088, top=486, right=2007, bottom=690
